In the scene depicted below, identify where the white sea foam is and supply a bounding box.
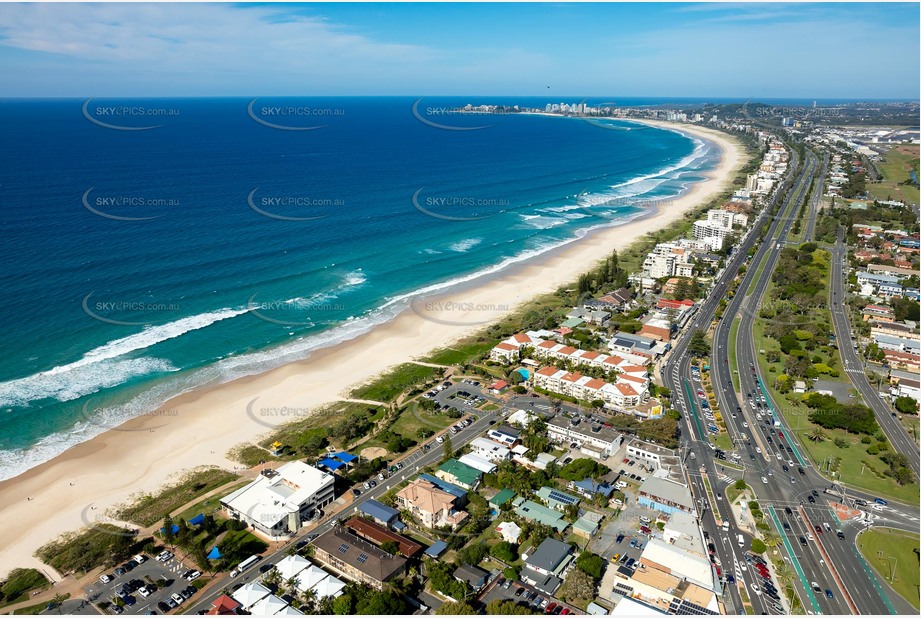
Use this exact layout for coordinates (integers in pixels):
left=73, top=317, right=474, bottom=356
left=0, top=132, right=720, bottom=481
left=0, top=306, right=247, bottom=407
left=448, top=238, right=482, bottom=252
left=0, top=357, right=178, bottom=408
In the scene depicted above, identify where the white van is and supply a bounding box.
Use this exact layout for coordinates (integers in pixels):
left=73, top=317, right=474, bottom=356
left=639, top=516, right=652, bottom=525
left=738, top=534, right=745, bottom=548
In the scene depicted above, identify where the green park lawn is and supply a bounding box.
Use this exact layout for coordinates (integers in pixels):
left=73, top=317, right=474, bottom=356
left=857, top=527, right=920, bottom=610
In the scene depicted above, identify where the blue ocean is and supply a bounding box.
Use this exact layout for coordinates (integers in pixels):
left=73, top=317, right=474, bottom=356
left=0, top=97, right=717, bottom=480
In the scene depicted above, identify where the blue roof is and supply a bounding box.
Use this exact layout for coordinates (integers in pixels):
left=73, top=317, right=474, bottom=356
left=318, top=457, right=345, bottom=470
left=207, top=546, right=221, bottom=560
left=573, top=478, right=614, bottom=497
left=418, top=473, right=467, bottom=499
left=188, top=513, right=205, bottom=526
left=160, top=524, right=179, bottom=535
left=334, top=451, right=358, bottom=463
left=358, top=499, right=400, bottom=523
left=425, top=541, right=448, bottom=557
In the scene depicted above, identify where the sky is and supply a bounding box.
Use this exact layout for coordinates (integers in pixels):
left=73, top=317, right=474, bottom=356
left=0, top=1, right=918, bottom=99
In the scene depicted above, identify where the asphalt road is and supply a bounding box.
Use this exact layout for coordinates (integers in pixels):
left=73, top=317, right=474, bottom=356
left=829, top=228, right=921, bottom=475
left=187, top=397, right=506, bottom=614
left=661, top=146, right=806, bottom=616
left=708, top=149, right=914, bottom=615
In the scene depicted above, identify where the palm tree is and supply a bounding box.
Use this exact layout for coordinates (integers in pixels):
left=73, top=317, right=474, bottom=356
left=300, top=588, right=318, bottom=613
left=807, top=427, right=828, bottom=442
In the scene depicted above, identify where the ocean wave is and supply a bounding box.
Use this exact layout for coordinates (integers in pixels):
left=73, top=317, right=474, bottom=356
left=286, top=269, right=367, bottom=307
left=0, top=356, right=177, bottom=408
left=448, top=238, right=482, bottom=252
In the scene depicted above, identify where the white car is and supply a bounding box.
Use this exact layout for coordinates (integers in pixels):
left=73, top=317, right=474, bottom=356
left=133, top=554, right=147, bottom=564
left=742, top=422, right=749, bottom=428
left=99, top=574, right=112, bottom=584
left=186, top=570, right=201, bottom=581
left=436, top=436, right=444, bottom=443
left=751, top=583, right=762, bottom=596
left=807, top=533, right=814, bottom=541
left=138, top=586, right=151, bottom=598
left=761, top=477, right=768, bottom=484
left=755, top=447, right=762, bottom=454
left=171, top=593, right=185, bottom=606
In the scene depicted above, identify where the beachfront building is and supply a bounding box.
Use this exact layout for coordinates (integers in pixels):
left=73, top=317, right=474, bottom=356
left=489, top=332, right=546, bottom=364
left=310, top=527, right=406, bottom=591
left=641, top=242, right=696, bottom=279
left=533, top=366, right=650, bottom=411
left=221, top=461, right=335, bottom=539
left=395, top=478, right=468, bottom=529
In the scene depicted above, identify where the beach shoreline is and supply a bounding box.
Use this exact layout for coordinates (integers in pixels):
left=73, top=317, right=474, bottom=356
left=0, top=120, right=745, bottom=578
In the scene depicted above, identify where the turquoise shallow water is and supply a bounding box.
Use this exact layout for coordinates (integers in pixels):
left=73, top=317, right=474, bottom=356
left=0, top=97, right=717, bottom=479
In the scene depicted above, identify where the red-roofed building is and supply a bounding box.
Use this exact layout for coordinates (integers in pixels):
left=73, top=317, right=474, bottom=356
left=490, top=380, right=509, bottom=394
left=490, top=342, right=520, bottom=364
left=208, top=595, right=242, bottom=615
left=656, top=299, right=695, bottom=311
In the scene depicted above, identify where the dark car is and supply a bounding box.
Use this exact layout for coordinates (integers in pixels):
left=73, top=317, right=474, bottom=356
left=615, top=533, right=625, bottom=544
left=514, top=587, right=525, bottom=597
left=157, top=601, right=171, bottom=613
left=783, top=522, right=791, bottom=531
left=874, top=498, right=888, bottom=506
left=798, top=466, right=805, bottom=475
left=726, top=573, right=736, bottom=584
left=836, top=530, right=846, bottom=540
left=259, top=563, right=275, bottom=573
left=295, top=539, right=309, bottom=550
left=825, top=589, right=834, bottom=599
left=807, top=495, right=816, bottom=504
left=799, top=536, right=808, bottom=546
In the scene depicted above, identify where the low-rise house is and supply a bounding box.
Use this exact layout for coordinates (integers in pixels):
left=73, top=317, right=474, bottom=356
left=574, top=511, right=604, bottom=538
left=358, top=499, right=403, bottom=530
left=310, top=527, right=407, bottom=590
left=454, top=564, right=490, bottom=591
left=489, top=379, right=509, bottom=394
left=469, top=436, right=512, bottom=462
left=536, top=486, right=580, bottom=511
left=231, top=582, right=270, bottom=611
left=207, top=595, right=242, bottom=616
left=458, top=453, right=498, bottom=475
left=571, top=478, right=614, bottom=499
left=513, top=498, right=569, bottom=532
left=522, top=538, right=574, bottom=594
left=496, top=520, right=522, bottom=544
left=395, top=478, right=468, bottom=529
left=435, top=458, right=482, bottom=490
left=486, top=425, right=521, bottom=447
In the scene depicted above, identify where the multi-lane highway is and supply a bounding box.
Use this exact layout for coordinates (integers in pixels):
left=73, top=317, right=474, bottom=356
left=829, top=227, right=921, bottom=475
left=708, top=148, right=914, bottom=615
left=662, top=146, right=805, bottom=615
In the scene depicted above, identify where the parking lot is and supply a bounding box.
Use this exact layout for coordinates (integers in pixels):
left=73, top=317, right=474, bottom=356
left=590, top=496, right=661, bottom=565
left=427, top=379, right=488, bottom=415
left=478, top=576, right=575, bottom=615
left=84, top=552, right=201, bottom=615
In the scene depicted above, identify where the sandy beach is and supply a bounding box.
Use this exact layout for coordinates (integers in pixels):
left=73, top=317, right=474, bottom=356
left=0, top=120, right=743, bottom=578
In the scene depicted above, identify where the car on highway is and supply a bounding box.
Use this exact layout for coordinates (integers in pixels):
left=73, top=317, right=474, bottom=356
left=874, top=498, right=888, bottom=506
left=825, top=589, right=834, bottom=599
left=799, top=536, right=808, bottom=546
left=811, top=582, right=821, bottom=593
left=761, top=476, right=768, bottom=484
left=807, top=495, right=815, bottom=504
